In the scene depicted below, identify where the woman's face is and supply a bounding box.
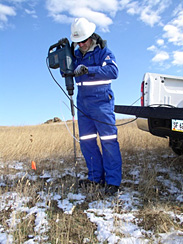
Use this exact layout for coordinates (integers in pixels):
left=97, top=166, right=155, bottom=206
left=78, top=38, right=92, bottom=52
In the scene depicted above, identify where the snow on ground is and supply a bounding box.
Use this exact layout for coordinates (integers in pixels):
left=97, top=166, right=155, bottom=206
left=0, top=153, right=183, bottom=243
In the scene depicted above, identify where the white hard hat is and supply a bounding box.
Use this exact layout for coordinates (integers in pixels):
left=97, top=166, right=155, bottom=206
left=70, top=18, right=96, bottom=42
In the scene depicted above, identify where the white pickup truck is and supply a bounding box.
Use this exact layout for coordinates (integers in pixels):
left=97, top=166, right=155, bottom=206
left=115, top=72, right=183, bottom=155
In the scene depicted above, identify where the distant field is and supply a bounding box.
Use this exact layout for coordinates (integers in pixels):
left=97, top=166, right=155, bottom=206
left=0, top=119, right=169, bottom=163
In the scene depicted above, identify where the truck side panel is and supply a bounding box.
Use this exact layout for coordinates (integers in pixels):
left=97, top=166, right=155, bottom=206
left=143, top=73, right=183, bottom=107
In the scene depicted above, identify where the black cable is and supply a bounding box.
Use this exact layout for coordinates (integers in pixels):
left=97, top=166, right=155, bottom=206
left=46, top=58, right=71, bottom=100
left=46, top=57, right=137, bottom=127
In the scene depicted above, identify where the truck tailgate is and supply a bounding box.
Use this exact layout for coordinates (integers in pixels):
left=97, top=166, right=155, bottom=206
left=114, top=105, right=183, bottom=119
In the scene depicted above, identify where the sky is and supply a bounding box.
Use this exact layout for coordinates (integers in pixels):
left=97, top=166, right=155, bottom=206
left=1, top=0, right=183, bottom=126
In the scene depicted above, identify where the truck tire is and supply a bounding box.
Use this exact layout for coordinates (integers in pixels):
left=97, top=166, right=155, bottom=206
left=169, top=138, right=183, bottom=155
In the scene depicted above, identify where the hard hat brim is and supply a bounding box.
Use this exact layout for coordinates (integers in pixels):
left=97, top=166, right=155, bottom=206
left=70, top=22, right=96, bottom=43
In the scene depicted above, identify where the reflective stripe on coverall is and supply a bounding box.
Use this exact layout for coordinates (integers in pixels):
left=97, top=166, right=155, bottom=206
left=74, top=45, right=122, bottom=186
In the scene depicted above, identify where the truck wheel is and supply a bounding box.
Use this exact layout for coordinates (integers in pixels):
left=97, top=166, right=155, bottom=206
left=169, top=138, right=183, bottom=156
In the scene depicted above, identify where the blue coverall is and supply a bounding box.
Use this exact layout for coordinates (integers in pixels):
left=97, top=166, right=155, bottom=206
left=74, top=44, right=122, bottom=186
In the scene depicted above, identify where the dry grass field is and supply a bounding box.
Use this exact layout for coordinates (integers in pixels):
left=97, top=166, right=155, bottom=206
left=0, top=119, right=183, bottom=243
left=0, top=119, right=168, bottom=163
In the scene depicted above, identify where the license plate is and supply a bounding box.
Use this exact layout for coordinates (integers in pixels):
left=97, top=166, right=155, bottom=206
left=172, top=119, right=183, bottom=132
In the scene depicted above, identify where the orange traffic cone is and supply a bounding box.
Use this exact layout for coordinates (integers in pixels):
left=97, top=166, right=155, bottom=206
left=31, top=161, right=37, bottom=170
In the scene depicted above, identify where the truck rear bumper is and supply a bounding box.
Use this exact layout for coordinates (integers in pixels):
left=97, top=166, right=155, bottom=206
left=136, top=118, right=149, bottom=132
